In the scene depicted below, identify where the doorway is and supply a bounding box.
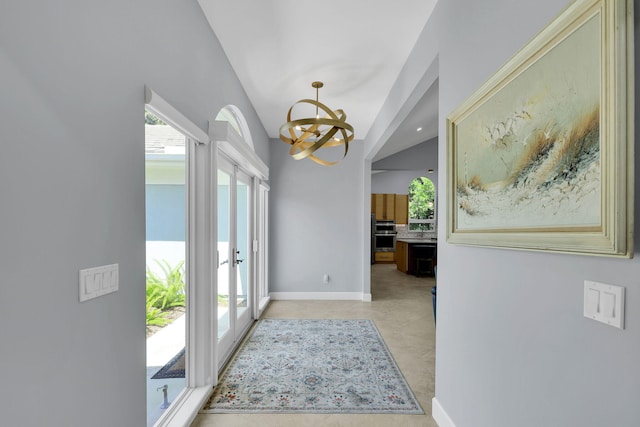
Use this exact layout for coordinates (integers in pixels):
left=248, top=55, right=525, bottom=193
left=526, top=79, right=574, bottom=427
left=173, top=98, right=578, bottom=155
left=144, top=90, right=270, bottom=426
left=216, top=155, right=254, bottom=366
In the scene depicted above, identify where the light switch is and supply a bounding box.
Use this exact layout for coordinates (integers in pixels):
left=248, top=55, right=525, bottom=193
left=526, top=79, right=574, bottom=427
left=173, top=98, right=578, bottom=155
left=584, top=280, right=625, bottom=329
left=79, top=264, right=119, bottom=302
left=601, top=292, right=615, bottom=319
left=587, top=288, right=600, bottom=315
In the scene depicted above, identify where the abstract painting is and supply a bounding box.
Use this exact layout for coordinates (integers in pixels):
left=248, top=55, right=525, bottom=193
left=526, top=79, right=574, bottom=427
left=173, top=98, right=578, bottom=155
left=446, top=0, right=633, bottom=256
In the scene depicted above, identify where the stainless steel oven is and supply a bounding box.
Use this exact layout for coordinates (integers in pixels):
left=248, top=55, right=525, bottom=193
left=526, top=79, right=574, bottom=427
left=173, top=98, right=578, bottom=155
left=374, top=220, right=397, bottom=252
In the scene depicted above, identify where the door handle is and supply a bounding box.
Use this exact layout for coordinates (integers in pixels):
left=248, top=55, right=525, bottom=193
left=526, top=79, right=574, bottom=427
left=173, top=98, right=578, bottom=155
left=233, top=250, right=245, bottom=266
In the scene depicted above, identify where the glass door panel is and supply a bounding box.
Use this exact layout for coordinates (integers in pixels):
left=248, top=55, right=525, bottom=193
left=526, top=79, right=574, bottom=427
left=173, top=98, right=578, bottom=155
left=216, top=168, right=231, bottom=342
left=145, top=111, right=187, bottom=426
left=235, top=170, right=251, bottom=330
left=216, top=156, right=254, bottom=369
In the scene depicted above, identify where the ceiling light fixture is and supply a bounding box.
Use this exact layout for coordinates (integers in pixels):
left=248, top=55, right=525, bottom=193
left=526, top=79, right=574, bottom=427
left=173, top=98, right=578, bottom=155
left=279, top=81, right=354, bottom=166
left=417, top=127, right=423, bottom=132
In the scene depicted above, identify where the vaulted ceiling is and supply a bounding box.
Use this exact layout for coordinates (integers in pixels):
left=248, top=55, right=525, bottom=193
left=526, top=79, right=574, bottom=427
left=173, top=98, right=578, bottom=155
left=198, top=0, right=439, bottom=161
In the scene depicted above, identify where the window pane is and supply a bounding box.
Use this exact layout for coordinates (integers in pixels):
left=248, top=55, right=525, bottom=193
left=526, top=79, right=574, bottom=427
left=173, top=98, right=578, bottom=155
left=145, top=110, right=187, bottom=425
left=408, top=177, right=436, bottom=231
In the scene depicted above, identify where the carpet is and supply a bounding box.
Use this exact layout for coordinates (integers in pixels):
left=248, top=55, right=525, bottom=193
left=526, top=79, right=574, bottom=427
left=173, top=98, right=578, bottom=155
left=151, top=348, right=185, bottom=379
left=202, top=318, right=423, bottom=414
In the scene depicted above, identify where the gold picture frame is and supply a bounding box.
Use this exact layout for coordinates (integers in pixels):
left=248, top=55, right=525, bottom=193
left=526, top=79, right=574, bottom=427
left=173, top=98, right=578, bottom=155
left=446, top=0, right=634, bottom=257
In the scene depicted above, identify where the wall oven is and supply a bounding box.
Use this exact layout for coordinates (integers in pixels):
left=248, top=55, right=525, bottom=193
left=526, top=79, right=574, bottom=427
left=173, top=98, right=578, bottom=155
left=374, top=220, right=397, bottom=252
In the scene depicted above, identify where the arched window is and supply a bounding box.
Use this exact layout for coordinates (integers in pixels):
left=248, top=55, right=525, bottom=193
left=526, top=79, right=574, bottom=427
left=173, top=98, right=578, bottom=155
left=215, top=105, right=254, bottom=150
left=408, top=177, right=436, bottom=232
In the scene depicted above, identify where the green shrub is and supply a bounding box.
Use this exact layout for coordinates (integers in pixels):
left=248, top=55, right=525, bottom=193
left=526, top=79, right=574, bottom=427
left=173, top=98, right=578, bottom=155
left=146, top=294, right=170, bottom=327
left=146, top=259, right=186, bottom=311
left=146, top=259, right=186, bottom=328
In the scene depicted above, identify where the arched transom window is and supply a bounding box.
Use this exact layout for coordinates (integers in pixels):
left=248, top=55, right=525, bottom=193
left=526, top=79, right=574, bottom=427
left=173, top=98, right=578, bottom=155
left=215, top=104, right=254, bottom=150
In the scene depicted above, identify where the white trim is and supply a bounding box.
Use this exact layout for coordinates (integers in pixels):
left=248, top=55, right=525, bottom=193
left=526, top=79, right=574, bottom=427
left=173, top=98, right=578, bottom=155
left=146, top=91, right=216, bottom=427
left=258, top=296, right=271, bottom=314
left=153, top=386, right=213, bottom=427
left=254, top=181, right=270, bottom=319
left=210, top=121, right=268, bottom=180
left=362, top=293, right=372, bottom=302
left=145, top=86, right=209, bottom=143
left=215, top=104, right=255, bottom=150
left=186, top=140, right=217, bottom=387
left=153, top=138, right=216, bottom=427
left=270, top=292, right=368, bottom=301
left=432, top=397, right=457, bottom=427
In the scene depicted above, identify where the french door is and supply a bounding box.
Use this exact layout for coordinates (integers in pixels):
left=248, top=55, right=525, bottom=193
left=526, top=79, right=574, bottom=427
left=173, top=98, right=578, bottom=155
left=217, top=155, right=253, bottom=366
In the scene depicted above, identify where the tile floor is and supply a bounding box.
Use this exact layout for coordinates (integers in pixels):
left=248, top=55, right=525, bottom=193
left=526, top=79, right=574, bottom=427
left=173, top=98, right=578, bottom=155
left=191, top=263, right=437, bottom=427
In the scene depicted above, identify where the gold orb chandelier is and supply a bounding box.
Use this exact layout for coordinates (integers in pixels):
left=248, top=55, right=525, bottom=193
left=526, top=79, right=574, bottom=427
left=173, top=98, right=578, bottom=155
left=279, top=81, right=354, bottom=166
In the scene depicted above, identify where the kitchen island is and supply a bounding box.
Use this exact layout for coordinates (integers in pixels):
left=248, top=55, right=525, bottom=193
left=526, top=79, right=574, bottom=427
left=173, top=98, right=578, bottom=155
left=396, top=238, right=437, bottom=276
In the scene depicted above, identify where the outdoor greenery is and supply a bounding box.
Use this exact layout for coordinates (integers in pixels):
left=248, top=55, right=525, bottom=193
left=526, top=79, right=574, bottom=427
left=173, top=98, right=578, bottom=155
left=145, top=110, right=166, bottom=125
left=218, top=294, right=229, bottom=306
left=409, top=177, right=436, bottom=232
left=144, top=258, right=232, bottom=330
left=146, top=259, right=186, bottom=328
left=146, top=296, right=171, bottom=327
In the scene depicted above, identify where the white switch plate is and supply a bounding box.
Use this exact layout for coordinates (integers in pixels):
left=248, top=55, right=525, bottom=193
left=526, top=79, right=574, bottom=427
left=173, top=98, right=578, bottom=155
left=79, top=264, right=119, bottom=302
left=584, top=280, right=625, bottom=329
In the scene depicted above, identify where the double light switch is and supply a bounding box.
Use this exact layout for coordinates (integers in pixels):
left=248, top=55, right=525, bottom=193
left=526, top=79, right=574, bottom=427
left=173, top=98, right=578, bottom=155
left=583, top=280, right=625, bottom=329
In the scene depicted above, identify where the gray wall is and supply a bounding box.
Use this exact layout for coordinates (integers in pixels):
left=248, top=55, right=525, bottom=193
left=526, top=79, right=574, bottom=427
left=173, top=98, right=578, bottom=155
left=364, top=10, right=440, bottom=160
left=371, top=171, right=436, bottom=195
left=372, top=137, right=438, bottom=171
left=435, top=1, right=640, bottom=426
left=0, top=1, right=268, bottom=425
left=269, top=139, right=365, bottom=294
left=371, top=138, right=439, bottom=194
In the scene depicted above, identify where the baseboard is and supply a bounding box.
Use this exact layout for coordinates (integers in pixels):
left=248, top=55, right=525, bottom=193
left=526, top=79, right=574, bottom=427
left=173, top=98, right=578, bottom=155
left=155, top=385, right=213, bottom=427
left=432, top=397, right=456, bottom=427
left=270, top=292, right=368, bottom=301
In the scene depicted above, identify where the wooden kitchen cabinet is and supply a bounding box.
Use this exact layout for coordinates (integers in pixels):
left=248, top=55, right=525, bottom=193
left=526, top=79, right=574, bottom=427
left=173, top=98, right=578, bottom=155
left=384, top=194, right=395, bottom=219
left=372, top=194, right=383, bottom=220
left=372, top=193, right=396, bottom=220
left=395, top=194, right=408, bottom=224
left=395, top=241, right=408, bottom=273
left=375, top=252, right=395, bottom=263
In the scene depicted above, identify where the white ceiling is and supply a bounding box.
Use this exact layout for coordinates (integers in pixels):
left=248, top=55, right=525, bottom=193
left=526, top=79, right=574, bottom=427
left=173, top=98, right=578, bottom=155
left=198, top=0, right=439, bottom=161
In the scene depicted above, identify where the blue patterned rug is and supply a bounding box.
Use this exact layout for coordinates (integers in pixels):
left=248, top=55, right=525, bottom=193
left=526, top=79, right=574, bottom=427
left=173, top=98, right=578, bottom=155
left=203, top=319, right=423, bottom=414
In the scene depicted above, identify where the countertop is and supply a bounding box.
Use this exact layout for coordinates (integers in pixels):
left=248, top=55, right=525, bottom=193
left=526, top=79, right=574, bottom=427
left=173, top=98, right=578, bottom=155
left=396, top=238, right=437, bottom=244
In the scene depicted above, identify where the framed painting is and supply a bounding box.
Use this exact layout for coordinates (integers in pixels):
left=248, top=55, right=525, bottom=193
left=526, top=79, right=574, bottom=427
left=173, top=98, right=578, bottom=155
left=446, top=0, right=634, bottom=257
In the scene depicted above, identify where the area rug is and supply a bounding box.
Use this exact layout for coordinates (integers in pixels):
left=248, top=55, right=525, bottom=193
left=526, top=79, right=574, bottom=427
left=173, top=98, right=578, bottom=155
left=151, top=348, right=185, bottom=379
left=202, top=318, right=423, bottom=414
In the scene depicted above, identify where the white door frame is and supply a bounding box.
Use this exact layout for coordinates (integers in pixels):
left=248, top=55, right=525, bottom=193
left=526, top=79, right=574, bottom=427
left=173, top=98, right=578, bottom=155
left=142, top=96, right=270, bottom=426
left=215, top=154, right=255, bottom=368
left=145, top=87, right=216, bottom=427
left=210, top=121, right=269, bottom=370
left=254, top=180, right=271, bottom=318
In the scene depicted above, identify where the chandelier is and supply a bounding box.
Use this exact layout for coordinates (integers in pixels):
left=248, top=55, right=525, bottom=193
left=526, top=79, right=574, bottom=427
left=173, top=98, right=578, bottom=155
left=279, top=81, right=354, bottom=166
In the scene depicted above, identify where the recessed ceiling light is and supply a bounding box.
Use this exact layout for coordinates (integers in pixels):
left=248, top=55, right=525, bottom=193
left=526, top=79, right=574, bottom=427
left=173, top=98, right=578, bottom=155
left=427, top=169, right=434, bottom=173
left=416, top=127, right=422, bottom=132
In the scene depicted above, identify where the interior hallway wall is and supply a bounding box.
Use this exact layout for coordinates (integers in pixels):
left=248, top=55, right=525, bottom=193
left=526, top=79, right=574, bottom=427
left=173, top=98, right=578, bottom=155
left=371, top=171, right=433, bottom=195
left=0, top=1, right=269, bottom=425
left=371, top=138, right=439, bottom=194
left=435, top=1, right=640, bottom=426
left=269, top=139, right=365, bottom=296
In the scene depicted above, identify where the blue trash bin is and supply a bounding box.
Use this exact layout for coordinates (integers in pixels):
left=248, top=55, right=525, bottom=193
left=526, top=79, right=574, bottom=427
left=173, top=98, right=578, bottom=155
left=431, top=286, right=437, bottom=323
left=431, top=266, right=437, bottom=323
